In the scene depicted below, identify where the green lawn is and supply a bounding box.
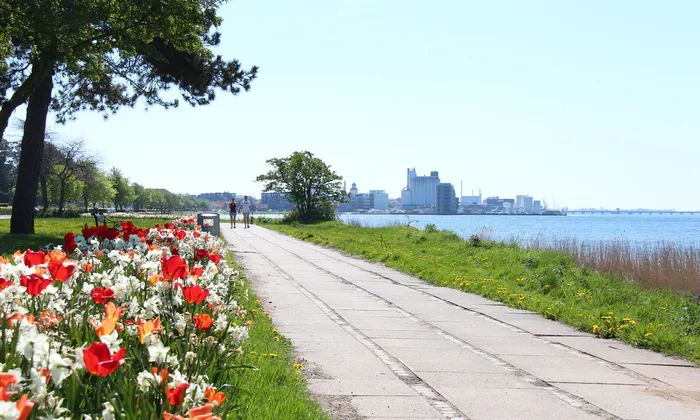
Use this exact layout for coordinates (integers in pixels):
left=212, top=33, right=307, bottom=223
left=260, top=220, right=700, bottom=364
left=0, top=217, right=173, bottom=255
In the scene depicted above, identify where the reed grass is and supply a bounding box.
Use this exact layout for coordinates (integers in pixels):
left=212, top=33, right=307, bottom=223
left=528, top=237, right=700, bottom=294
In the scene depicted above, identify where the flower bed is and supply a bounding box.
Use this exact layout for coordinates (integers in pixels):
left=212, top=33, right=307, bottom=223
left=0, top=217, right=250, bottom=419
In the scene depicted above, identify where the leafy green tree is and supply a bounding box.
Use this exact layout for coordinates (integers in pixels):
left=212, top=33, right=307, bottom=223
left=1, top=0, right=257, bottom=233
left=0, top=138, right=17, bottom=203
left=256, top=151, right=346, bottom=223
left=45, top=140, right=94, bottom=216
left=150, top=190, right=165, bottom=212
left=47, top=165, right=83, bottom=213
left=132, top=183, right=152, bottom=212
left=109, top=168, right=134, bottom=211
left=77, top=165, right=114, bottom=211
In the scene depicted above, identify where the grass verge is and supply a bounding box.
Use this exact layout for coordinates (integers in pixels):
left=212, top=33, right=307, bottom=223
left=226, top=249, right=328, bottom=419
left=260, top=220, right=700, bottom=364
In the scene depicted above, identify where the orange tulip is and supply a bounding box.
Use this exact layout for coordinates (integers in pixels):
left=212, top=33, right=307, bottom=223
left=104, top=302, right=124, bottom=323
left=34, top=266, right=47, bottom=277
left=0, top=372, right=17, bottom=400
left=151, top=367, right=169, bottom=385
left=47, top=249, right=66, bottom=263
left=204, top=388, right=226, bottom=407
left=82, top=263, right=94, bottom=272
left=16, top=394, right=34, bottom=420
left=193, top=314, right=213, bottom=330
left=149, top=273, right=165, bottom=286
left=187, top=404, right=221, bottom=420
left=0, top=256, right=10, bottom=264
left=91, top=318, right=116, bottom=339
left=137, top=317, right=162, bottom=343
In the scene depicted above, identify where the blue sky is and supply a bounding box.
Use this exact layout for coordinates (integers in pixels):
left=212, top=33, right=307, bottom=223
left=9, top=0, right=700, bottom=209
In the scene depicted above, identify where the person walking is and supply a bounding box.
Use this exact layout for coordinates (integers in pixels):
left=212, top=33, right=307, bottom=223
left=229, top=198, right=238, bottom=228
left=239, top=195, right=253, bottom=228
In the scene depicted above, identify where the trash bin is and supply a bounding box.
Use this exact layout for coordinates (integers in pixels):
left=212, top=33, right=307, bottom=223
left=197, top=213, right=220, bottom=237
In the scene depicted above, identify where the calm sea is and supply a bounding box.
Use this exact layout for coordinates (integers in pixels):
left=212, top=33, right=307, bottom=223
left=337, top=214, right=700, bottom=245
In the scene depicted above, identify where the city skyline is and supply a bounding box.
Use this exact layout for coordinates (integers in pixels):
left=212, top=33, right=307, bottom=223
left=5, top=1, right=699, bottom=210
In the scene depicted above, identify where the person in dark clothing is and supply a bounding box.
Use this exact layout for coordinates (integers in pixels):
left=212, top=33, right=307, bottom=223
left=229, top=198, right=238, bottom=228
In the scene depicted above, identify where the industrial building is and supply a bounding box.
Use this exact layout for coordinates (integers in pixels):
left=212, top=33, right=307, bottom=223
left=401, top=168, right=440, bottom=209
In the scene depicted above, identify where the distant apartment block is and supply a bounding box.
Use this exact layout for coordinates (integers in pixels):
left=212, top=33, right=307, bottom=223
left=402, top=168, right=440, bottom=209
left=437, top=183, right=459, bottom=215
left=516, top=195, right=534, bottom=213
left=534, top=200, right=542, bottom=213
left=370, top=190, right=389, bottom=211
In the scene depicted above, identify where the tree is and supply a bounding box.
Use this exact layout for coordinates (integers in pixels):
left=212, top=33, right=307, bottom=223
left=46, top=140, right=94, bottom=216
left=256, top=151, right=346, bottom=223
left=47, top=165, right=83, bottom=214
left=2, top=1, right=258, bottom=233
left=132, top=183, right=152, bottom=212
left=109, top=168, right=133, bottom=211
left=0, top=138, right=17, bottom=203
left=77, top=165, right=114, bottom=211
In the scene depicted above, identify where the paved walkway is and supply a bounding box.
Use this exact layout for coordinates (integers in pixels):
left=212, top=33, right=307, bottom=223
left=222, top=225, right=700, bottom=420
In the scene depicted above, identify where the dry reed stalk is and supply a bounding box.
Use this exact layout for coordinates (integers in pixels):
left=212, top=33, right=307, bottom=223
left=530, top=237, right=700, bottom=294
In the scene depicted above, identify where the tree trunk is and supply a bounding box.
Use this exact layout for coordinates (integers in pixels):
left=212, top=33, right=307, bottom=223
left=57, top=181, right=65, bottom=216
left=10, top=73, right=53, bottom=234
left=40, top=175, right=49, bottom=213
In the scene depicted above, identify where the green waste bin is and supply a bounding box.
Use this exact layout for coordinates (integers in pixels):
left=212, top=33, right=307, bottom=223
left=197, top=213, right=220, bottom=237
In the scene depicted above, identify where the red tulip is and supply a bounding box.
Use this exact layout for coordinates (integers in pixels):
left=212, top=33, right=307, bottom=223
left=194, top=314, right=213, bottom=330
left=83, top=343, right=126, bottom=376
left=209, top=254, right=221, bottom=265
left=193, top=231, right=201, bottom=238
left=91, top=287, right=116, bottom=304
left=194, top=249, right=210, bottom=261
left=175, top=230, right=186, bottom=240
left=0, top=277, right=13, bottom=291
left=23, top=250, right=46, bottom=268
left=63, top=232, right=78, bottom=255
left=189, top=267, right=204, bottom=277
left=48, top=261, right=76, bottom=282
left=181, top=285, right=209, bottom=304
left=166, top=383, right=189, bottom=406
left=162, top=255, right=188, bottom=280
left=20, top=274, right=53, bottom=296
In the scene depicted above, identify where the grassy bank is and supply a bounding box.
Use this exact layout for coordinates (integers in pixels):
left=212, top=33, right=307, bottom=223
left=223, top=253, right=329, bottom=419
left=260, top=220, right=700, bottom=364
left=0, top=217, right=172, bottom=255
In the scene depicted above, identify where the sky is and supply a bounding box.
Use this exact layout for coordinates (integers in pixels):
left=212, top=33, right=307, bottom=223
left=7, top=1, right=700, bottom=210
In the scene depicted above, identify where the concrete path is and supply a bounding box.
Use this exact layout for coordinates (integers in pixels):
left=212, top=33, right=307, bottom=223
left=222, top=225, right=700, bottom=420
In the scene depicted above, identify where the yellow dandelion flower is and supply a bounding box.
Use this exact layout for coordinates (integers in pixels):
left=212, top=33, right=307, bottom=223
left=644, top=332, right=653, bottom=337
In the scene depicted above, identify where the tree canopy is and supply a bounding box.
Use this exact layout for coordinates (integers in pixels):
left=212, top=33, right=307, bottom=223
left=256, top=151, right=346, bottom=223
left=1, top=0, right=257, bottom=233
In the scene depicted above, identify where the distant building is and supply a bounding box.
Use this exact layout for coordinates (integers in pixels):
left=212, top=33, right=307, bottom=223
left=402, top=168, right=440, bottom=209
left=436, top=183, right=459, bottom=214
left=516, top=195, right=534, bottom=213
left=461, top=195, right=481, bottom=205
left=349, top=182, right=359, bottom=196
left=533, top=200, right=542, bottom=213
left=349, top=193, right=372, bottom=210
left=260, top=192, right=293, bottom=211
left=370, top=190, right=389, bottom=211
